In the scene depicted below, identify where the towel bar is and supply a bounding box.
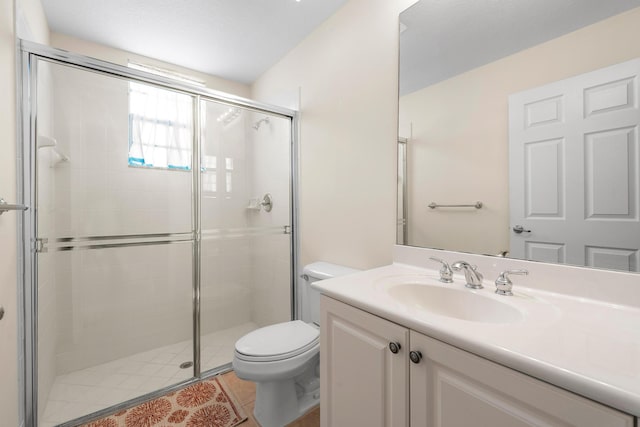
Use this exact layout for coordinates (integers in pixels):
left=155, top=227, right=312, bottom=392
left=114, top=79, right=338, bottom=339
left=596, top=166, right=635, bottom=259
left=428, top=201, right=482, bottom=209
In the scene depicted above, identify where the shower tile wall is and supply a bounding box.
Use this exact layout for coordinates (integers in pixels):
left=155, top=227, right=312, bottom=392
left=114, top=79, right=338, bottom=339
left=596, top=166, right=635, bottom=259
left=200, top=107, right=293, bottom=334
left=50, top=68, right=191, bottom=238
left=200, top=102, right=254, bottom=340
left=249, top=235, right=292, bottom=326
left=246, top=114, right=292, bottom=327
left=51, top=244, right=193, bottom=373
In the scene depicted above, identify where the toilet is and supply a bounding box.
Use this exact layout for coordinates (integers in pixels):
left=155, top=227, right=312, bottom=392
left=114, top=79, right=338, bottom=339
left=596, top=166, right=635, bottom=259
left=232, top=262, right=359, bottom=427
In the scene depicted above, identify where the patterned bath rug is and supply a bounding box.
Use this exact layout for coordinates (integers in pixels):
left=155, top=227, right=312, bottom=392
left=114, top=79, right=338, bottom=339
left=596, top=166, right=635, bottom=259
left=81, top=376, right=247, bottom=427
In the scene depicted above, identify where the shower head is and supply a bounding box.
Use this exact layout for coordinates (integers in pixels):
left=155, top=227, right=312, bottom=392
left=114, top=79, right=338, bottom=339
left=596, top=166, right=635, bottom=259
left=253, top=116, right=270, bottom=130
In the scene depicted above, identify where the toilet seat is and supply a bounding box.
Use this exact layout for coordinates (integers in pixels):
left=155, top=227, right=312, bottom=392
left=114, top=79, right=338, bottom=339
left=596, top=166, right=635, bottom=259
left=235, top=320, right=319, bottom=362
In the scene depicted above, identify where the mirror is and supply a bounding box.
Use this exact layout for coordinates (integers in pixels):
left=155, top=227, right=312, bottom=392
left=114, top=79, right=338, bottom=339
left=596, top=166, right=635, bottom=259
left=399, top=0, right=640, bottom=273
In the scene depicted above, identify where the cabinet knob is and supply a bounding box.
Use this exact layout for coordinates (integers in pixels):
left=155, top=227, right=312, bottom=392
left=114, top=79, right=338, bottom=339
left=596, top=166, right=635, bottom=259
left=409, top=350, right=422, bottom=364
left=388, top=342, right=401, bottom=354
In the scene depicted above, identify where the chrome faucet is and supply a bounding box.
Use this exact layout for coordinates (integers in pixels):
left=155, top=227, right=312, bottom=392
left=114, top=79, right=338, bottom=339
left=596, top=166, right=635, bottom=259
left=429, top=257, right=453, bottom=283
left=495, top=269, right=528, bottom=296
left=451, top=261, right=484, bottom=289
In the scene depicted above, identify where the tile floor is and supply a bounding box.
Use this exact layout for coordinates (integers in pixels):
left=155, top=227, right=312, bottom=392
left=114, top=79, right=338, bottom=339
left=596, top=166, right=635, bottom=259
left=221, top=371, right=320, bottom=427
left=40, top=322, right=257, bottom=427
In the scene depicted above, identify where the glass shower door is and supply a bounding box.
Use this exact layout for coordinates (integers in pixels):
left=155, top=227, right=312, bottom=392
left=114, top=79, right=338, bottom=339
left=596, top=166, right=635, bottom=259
left=33, top=59, right=195, bottom=426
left=198, top=100, right=293, bottom=373
left=25, top=44, right=298, bottom=426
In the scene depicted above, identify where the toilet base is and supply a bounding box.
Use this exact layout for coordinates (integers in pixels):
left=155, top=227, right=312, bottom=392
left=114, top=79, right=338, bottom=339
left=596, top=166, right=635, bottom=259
left=253, top=381, right=320, bottom=427
left=251, top=358, right=320, bottom=427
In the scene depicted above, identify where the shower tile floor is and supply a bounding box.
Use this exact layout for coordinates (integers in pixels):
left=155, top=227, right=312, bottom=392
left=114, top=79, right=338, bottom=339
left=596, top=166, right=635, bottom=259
left=40, top=322, right=257, bottom=427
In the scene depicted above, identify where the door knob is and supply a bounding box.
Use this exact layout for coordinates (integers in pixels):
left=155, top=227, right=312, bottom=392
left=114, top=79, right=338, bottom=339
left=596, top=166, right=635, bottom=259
left=512, top=225, right=531, bottom=234
left=409, top=350, right=422, bottom=364
left=389, top=342, right=401, bottom=354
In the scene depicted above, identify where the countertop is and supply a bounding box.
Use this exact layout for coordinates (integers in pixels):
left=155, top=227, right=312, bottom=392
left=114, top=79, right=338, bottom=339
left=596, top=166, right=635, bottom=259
left=312, top=263, right=640, bottom=417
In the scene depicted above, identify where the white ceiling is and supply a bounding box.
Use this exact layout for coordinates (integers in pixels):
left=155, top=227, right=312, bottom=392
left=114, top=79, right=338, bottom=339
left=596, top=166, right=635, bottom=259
left=400, top=0, right=640, bottom=96
left=40, top=0, right=348, bottom=84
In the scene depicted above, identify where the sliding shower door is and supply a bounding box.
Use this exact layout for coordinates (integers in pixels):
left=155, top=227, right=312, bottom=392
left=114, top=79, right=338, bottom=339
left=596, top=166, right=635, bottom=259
left=32, top=59, right=195, bottom=425
left=198, top=100, right=293, bottom=373
left=23, top=42, right=298, bottom=427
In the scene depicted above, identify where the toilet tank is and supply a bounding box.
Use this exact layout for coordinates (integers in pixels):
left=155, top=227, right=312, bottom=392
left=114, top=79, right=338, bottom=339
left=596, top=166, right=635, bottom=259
left=299, top=262, right=360, bottom=325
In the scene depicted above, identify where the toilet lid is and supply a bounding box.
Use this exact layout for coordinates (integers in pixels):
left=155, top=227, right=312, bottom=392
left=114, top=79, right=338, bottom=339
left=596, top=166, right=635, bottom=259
left=235, top=320, right=319, bottom=361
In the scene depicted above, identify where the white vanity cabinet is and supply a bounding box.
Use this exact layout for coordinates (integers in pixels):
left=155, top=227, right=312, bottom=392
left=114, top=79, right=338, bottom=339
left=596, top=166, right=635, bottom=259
left=409, top=331, right=633, bottom=427
left=320, top=295, right=409, bottom=427
left=320, top=295, right=635, bottom=427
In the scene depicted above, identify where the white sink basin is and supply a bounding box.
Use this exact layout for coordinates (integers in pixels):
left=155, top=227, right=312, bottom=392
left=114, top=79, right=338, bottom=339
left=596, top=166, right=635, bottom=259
left=387, top=283, right=523, bottom=323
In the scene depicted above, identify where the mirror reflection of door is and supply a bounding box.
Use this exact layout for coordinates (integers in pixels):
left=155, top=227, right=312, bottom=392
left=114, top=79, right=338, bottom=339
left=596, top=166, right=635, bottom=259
left=509, top=58, right=640, bottom=272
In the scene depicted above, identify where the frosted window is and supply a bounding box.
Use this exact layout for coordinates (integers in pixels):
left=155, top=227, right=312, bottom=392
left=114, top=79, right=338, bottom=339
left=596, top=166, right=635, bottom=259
left=128, top=82, right=193, bottom=170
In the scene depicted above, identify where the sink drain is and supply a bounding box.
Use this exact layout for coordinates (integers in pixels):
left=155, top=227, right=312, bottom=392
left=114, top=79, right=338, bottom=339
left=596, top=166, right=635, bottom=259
left=180, top=361, right=194, bottom=369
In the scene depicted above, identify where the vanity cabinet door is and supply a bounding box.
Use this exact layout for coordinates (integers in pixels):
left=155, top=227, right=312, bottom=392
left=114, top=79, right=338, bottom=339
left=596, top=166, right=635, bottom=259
left=409, top=331, right=633, bottom=427
left=320, top=296, right=409, bottom=427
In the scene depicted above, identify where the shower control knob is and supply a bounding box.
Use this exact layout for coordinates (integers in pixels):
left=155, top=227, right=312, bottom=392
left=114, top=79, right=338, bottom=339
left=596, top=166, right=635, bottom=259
left=388, top=342, right=401, bottom=354
left=409, top=350, right=422, bottom=364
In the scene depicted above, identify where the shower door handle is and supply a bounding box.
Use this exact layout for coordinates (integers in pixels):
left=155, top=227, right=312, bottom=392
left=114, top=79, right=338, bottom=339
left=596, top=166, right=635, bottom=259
left=0, top=198, right=28, bottom=215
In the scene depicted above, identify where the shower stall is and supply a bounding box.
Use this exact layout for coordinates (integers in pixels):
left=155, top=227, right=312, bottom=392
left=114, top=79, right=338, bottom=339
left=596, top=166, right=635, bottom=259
left=19, top=41, right=298, bottom=427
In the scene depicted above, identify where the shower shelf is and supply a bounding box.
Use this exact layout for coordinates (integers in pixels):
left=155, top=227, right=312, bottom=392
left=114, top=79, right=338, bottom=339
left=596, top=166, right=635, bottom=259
left=37, top=135, right=70, bottom=167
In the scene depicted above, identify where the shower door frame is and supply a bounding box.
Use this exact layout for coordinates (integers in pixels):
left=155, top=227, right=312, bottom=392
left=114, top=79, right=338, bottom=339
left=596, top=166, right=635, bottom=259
left=18, top=40, right=301, bottom=427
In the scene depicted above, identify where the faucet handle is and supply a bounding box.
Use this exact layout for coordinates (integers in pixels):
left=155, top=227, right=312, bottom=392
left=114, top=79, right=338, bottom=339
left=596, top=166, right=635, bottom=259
left=429, top=257, right=453, bottom=283
left=495, top=269, right=528, bottom=296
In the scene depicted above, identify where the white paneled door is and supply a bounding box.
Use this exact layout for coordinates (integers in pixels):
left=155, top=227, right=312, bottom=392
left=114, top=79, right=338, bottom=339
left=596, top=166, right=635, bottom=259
left=509, top=59, right=640, bottom=271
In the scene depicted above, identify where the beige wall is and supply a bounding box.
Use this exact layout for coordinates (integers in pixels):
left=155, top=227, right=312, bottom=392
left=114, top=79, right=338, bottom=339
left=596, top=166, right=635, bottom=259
left=2, top=0, right=51, bottom=423
left=399, top=7, right=640, bottom=255
left=252, top=0, right=418, bottom=270
left=51, top=33, right=251, bottom=98
left=0, top=0, right=19, bottom=425
left=18, top=0, right=49, bottom=43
